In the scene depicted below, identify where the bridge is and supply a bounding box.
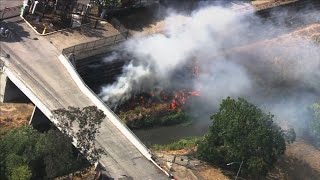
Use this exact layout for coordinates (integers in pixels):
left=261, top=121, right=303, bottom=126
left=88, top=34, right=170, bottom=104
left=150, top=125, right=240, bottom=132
left=0, top=17, right=168, bottom=180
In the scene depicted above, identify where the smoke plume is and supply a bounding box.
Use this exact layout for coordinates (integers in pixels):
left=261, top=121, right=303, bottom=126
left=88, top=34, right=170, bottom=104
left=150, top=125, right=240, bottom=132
left=99, top=3, right=320, bottom=132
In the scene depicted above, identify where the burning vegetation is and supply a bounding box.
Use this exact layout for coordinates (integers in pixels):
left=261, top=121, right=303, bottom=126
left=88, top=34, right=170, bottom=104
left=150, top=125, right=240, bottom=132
left=117, top=89, right=200, bottom=129
left=112, top=59, right=202, bottom=129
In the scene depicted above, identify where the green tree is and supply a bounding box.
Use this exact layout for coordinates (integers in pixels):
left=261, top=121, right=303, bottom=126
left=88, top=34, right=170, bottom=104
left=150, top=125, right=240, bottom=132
left=36, top=129, right=89, bottom=178
left=311, top=102, right=320, bottom=147
left=53, top=106, right=106, bottom=163
left=0, top=126, right=42, bottom=179
left=0, top=126, right=88, bottom=179
left=9, top=165, right=32, bottom=180
left=197, top=97, right=286, bottom=178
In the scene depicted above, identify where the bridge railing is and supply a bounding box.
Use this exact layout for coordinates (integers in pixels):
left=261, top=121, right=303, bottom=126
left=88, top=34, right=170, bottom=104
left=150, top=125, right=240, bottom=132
left=62, top=31, right=129, bottom=58
left=0, top=5, right=22, bottom=20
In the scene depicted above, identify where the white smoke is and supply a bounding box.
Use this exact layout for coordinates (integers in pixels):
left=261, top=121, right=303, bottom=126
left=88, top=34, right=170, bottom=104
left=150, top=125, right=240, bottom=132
left=99, top=3, right=320, bottom=132
left=102, top=51, right=119, bottom=63
left=195, top=60, right=253, bottom=107
left=99, top=62, right=152, bottom=107
left=124, top=6, right=243, bottom=77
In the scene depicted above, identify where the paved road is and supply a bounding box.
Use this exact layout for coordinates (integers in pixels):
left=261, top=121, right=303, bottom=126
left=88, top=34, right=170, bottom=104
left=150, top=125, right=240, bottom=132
left=1, top=0, right=91, bottom=9
left=0, top=18, right=167, bottom=179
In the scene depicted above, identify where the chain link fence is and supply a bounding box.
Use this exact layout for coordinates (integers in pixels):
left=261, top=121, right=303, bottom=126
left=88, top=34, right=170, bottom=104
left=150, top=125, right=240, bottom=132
left=62, top=31, right=129, bottom=58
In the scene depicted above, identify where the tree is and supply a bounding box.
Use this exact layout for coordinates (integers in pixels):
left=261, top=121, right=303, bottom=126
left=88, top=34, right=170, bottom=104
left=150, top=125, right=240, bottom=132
left=311, top=103, right=320, bottom=147
left=197, top=97, right=286, bottom=178
left=0, top=126, right=89, bottom=179
left=53, top=106, right=106, bottom=164
left=9, top=165, right=32, bottom=180
left=37, top=129, right=89, bottom=178
left=0, top=126, right=43, bottom=179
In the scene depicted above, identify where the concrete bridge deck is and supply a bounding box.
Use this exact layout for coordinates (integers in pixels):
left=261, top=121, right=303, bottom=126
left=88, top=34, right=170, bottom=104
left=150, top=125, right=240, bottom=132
left=0, top=19, right=167, bottom=179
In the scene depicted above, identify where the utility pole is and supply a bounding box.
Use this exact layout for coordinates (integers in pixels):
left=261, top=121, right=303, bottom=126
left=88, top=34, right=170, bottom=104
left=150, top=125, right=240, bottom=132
left=227, top=161, right=244, bottom=180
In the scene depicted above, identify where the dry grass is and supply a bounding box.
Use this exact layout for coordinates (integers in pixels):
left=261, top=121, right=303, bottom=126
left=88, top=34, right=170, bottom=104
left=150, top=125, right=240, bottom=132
left=131, top=15, right=189, bottom=37
left=268, top=139, right=320, bottom=179
left=0, top=103, right=34, bottom=137
left=196, top=165, right=230, bottom=180
left=252, top=0, right=298, bottom=11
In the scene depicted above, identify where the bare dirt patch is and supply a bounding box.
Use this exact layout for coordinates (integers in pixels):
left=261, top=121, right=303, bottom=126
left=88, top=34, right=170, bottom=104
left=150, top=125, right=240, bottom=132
left=155, top=149, right=230, bottom=180
left=252, top=0, right=298, bottom=11
left=197, top=165, right=230, bottom=180
left=268, top=139, right=320, bottom=179
left=0, top=103, right=34, bottom=136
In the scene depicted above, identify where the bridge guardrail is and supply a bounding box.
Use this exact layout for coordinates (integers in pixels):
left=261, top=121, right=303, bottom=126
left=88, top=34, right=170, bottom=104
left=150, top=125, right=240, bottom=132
left=0, top=5, right=22, bottom=20
left=62, top=31, right=129, bottom=58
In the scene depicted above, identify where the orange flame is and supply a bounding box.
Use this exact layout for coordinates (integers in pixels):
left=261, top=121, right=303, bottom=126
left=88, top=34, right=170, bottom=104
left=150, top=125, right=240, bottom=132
left=169, top=89, right=200, bottom=110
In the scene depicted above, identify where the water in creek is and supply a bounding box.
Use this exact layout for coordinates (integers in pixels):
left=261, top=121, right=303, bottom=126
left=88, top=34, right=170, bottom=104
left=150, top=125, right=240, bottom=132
left=133, top=120, right=210, bottom=146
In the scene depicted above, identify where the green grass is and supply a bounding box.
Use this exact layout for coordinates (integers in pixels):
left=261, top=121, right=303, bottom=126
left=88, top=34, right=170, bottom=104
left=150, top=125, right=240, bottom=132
left=151, top=136, right=203, bottom=151
left=126, top=110, right=191, bottom=129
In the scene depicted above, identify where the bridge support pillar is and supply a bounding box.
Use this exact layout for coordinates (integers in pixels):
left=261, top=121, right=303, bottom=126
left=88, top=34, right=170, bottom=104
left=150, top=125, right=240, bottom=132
left=0, top=70, right=7, bottom=102
left=0, top=73, right=30, bottom=103
left=29, top=106, right=52, bottom=129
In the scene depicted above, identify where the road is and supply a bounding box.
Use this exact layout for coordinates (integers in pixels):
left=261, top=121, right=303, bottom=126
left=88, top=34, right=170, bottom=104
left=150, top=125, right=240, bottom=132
left=0, top=0, right=91, bottom=9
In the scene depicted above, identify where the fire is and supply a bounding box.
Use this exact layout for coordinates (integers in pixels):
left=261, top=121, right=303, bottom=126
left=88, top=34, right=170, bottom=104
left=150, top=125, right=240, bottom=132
left=117, top=59, right=202, bottom=112
left=116, top=89, right=201, bottom=112
left=189, top=90, right=200, bottom=96
left=171, top=99, right=178, bottom=110
left=169, top=89, right=201, bottom=110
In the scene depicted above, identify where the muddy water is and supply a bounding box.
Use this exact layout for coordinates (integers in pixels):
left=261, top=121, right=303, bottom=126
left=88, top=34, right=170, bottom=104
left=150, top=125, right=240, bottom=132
left=133, top=120, right=210, bottom=146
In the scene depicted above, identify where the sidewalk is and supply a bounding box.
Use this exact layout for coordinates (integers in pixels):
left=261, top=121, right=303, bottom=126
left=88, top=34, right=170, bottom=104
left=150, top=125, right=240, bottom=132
left=44, top=21, right=121, bottom=52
